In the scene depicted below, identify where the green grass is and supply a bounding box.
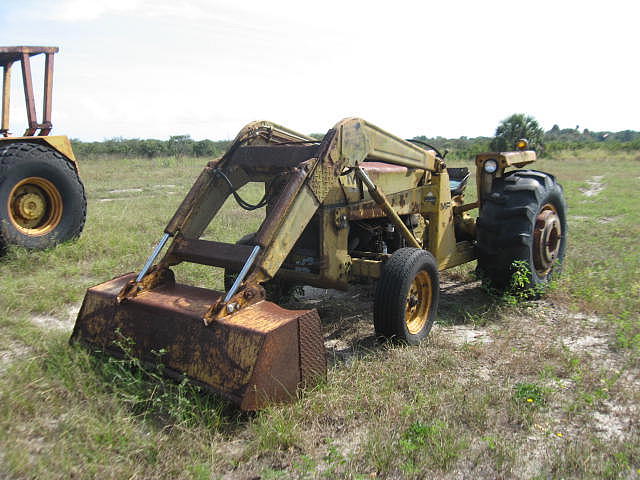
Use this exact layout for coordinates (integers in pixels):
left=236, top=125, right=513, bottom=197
left=0, top=151, right=639, bottom=479
left=537, top=152, right=640, bottom=351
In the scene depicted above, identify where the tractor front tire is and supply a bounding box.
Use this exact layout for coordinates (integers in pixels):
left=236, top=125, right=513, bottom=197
left=374, top=248, right=439, bottom=345
left=476, top=170, right=567, bottom=292
left=0, top=142, right=86, bottom=252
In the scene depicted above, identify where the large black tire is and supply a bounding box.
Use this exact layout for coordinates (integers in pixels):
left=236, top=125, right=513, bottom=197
left=374, top=248, right=439, bottom=345
left=476, top=170, right=567, bottom=291
left=0, top=142, right=86, bottom=251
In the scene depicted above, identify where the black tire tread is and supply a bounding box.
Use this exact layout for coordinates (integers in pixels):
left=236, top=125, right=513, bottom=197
left=0, top=141, right=86, bottom=250
left=374, top=247, right=439, bottom=344
left=476, top=169, right=567, bottom=290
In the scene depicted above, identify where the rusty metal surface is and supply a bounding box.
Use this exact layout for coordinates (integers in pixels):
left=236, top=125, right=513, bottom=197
left=339, top=118, right=439, bottom=171
left=350, top=257, right=383, bottom=279
left=253, top=166, right=309, bottom=248
left=20, top=52, right=37, bottom=135
left=0, top=136, right=78, bottom=165
left=346, top=187, right=421, bottom=221
left=1, top=62, right=10, bottom=134
left=172, top=238, right=254, bottom=270
left=307, top=162, right=335, bottom=202
left=41, top=52, right=54, bottom=136
left=164, top=166, right=215, bottom=235
left=232, top=145, right=319, bottom=171
left=68, top=117, right=553, bottom=411
left=297, top=310, right=326, bottom=386
left=0, top=46, right=58, bottom=137
left=71, top=273, right=326, bottom=410
left=360, top=161, right=409, bottom=174
left=0, top=46, right=59, bottom=67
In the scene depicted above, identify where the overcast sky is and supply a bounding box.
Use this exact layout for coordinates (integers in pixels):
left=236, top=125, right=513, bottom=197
left=2, top=0, right=638, bottom=141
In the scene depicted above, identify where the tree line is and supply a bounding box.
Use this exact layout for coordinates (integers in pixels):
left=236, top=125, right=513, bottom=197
left=71, top=135, right=232, bottom=159
left=70, top=120, right=640, bottom=161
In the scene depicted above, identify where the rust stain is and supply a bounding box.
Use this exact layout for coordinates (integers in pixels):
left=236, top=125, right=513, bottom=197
left=71, top=274, right=326, bottom=411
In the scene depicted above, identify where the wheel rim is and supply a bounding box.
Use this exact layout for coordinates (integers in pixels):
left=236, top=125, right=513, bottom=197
left=8, top=177, right=63, bottom=236
left=533, top=203, right=562, bottom=276
left=405, top=270, right=432, bottom=335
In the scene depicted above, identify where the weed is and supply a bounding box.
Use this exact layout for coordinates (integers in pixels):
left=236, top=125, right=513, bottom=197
left=513, top=382, right=546, bottom=407
left=399, top=420, right=468, bottom=472
left=292, top=454, right=317, bottom=478
left=187, top=463, right=211, bottom=480
left=613, top=311, right=640, bottom=351
left=508, top=382, right=548, bottom=428
left=501, top=260, right=549, bottom=305
left=320, top=439, right=350, bottom=478
left=86, top=331, right=230, bottom=429
left=482, top=434, right=515, bottom=472
left=261, top=467, right=290, bottom=479
left=548, top=436, right=640, bottom=479
left=250, top=407, right=302, bottom=452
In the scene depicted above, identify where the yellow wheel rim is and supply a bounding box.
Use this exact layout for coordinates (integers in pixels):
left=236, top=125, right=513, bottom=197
left=533, top=203, right=562, bottom=276
left=8, top=177, right=63, bottom=236
left=405, top=270, right=432, bottom=335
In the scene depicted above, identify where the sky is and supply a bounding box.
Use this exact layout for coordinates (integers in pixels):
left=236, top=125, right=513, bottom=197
left=1, top=0, right=638, bottom=141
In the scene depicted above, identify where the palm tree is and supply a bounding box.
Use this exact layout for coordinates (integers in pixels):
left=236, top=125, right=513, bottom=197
left=490, top=114, right=544, bottom=152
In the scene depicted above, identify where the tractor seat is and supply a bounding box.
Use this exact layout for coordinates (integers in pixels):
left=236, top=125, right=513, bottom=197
left=448, top=167, right=470, bottom=196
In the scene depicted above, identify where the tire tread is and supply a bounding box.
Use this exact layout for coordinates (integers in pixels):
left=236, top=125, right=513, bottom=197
left=0, top=141, right=86, bottom=250
left=476, top=169, right=567, bottom=290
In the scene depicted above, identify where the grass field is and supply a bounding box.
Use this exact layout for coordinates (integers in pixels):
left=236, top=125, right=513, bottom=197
left=0, top=151, right=638, bottom=479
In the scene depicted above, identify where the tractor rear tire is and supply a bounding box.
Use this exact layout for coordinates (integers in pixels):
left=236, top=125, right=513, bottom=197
left=374, top=248, right=439, bottom=345
left=476, top=170, right=567, bottom=292
left=0, top=142, right=86, bottom=252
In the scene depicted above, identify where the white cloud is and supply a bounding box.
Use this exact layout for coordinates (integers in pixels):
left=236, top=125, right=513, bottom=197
left=5, top=0, right=640, bottom=139
left=51, top=0, right=143, bottom=21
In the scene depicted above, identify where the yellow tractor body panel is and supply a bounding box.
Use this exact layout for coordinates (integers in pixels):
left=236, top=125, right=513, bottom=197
left=0, top=135, right=77, bottom=164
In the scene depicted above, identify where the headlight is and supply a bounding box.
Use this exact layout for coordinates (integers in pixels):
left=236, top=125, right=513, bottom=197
left=483, top=159, right=498, bottom=173
left=516, top=138, right=528, bottom=150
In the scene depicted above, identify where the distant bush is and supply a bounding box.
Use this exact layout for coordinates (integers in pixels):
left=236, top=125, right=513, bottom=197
left=543, top=126, right=640, bottom=154
left=410, top=135, right=492, bottom=161
left=70, top=125, right=640, bottom=161
left=71, top=136, right=231, bottom=160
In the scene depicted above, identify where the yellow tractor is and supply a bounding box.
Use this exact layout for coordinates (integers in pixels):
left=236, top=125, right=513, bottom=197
left=0, top=46, right=85, bottom=252
left=72, top=118, right=566, bottom=410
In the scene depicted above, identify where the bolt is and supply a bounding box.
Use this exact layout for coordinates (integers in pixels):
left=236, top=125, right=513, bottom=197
left=408, top=295, right=419, bottom=309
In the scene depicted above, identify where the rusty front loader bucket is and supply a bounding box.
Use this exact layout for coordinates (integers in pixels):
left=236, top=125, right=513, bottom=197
left=71, top=273, right=326, bottom=410
left=71, top=120, right=338, bottom=409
